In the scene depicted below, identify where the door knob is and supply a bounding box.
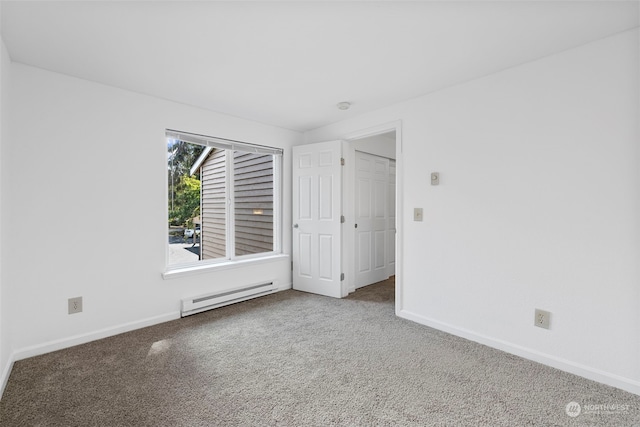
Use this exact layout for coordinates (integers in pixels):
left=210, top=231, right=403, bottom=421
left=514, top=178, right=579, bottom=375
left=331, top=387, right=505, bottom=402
left=293, top=224, right=299, bottom=228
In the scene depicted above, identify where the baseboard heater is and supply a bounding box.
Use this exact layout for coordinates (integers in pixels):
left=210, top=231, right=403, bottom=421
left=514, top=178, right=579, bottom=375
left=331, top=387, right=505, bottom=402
left=181, top=281, right=277, bottom=317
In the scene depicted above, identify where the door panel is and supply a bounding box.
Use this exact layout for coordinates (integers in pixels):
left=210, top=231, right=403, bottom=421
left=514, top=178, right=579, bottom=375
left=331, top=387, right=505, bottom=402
left=299, top=233, right=312, bottom=277
left=388, top=160, right=396, bottom=275
left=319, top=234, right=333, bottom=280
left=292, top=141, right=344, bottom=298
left=319, top=175, right=333, bottom=219
left=299, top=176, right=312, bottom=219
left=375, top=231, right=386, bottom=268
left=355, top=151, right=390, bottom=288
left=358, top=232, right=371, bottom=272
left=374, top=179, right=386, bottom=218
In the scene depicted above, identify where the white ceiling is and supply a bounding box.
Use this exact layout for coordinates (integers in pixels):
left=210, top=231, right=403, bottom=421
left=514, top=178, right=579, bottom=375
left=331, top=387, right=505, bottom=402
left=1, top=1, right=638, bottom=132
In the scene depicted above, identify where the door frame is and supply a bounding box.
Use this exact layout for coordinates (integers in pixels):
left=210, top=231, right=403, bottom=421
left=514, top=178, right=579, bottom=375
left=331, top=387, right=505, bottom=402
left=342, top=121, right=403, bottom=315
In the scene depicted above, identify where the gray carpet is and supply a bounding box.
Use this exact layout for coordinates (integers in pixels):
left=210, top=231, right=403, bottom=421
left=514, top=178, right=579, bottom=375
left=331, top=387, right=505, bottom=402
left=1, top=278, right=639, bottom=426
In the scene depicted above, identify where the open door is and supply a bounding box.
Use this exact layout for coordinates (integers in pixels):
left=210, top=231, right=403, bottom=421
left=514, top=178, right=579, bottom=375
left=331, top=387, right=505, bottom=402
left=354, top=151, right=391, bottom=288
left=292, top=140, right=345, bottom=298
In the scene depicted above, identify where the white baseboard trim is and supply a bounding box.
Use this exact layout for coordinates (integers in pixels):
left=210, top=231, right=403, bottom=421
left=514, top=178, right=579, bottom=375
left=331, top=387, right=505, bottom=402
left=0, top=352, right=15, bottom=400
left=398, top=309, right=640, bottom=397
left=12, top=311, right=180, bottom=363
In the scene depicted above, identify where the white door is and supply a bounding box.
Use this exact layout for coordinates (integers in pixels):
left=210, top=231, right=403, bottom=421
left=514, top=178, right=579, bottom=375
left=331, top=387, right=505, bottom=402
left=292, top=141, right=345, bottom=298
left=388, top=159, right=396, bottom=276
left=355, top=151, right=390, bottom=288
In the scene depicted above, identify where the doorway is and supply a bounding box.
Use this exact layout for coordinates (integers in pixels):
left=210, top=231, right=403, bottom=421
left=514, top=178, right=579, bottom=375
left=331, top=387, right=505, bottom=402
left=292, top=124, right=400, bottom=302
left=352, top=140, right=396, bottom=289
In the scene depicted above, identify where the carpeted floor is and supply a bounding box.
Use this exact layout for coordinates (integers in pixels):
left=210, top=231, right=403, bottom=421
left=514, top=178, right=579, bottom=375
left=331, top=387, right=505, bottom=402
left=1, top=278, right=639, bottom=426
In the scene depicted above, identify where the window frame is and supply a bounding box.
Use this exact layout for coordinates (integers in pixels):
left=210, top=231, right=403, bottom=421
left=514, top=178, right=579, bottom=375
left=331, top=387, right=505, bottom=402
left=164, top=129, right=283, bottom=276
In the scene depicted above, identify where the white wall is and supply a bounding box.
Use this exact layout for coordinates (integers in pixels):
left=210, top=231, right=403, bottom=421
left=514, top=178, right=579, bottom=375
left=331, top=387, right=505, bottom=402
left=0, top=21, right=9, bottom=396
left=2, top=64, right=301, bottom=370
left=306, top=29, right=640, bottom=394
left=351, top=132, right=396, bottom=160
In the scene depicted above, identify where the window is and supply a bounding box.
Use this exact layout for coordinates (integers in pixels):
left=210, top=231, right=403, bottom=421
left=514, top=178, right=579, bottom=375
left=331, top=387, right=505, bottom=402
left=166, top=130, right=282, bottom=269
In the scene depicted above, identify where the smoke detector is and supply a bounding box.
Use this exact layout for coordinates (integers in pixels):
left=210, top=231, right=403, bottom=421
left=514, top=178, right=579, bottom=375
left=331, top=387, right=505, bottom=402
left=337, top=102, right=351, bottom=110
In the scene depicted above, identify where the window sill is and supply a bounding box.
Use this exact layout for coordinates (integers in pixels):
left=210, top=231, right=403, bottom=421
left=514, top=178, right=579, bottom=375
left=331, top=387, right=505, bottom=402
left=162, top=253, right=290, bottom=280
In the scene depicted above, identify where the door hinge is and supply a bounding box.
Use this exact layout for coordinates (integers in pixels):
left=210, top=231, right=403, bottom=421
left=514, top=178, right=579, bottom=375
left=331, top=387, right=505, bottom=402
left=341, top=158, right=345, bottom=166
left=340, top=215, right=345, bottom=223
left=291, top=261, right=294, bottom=271
left=340, top=273, right=345, bottom=281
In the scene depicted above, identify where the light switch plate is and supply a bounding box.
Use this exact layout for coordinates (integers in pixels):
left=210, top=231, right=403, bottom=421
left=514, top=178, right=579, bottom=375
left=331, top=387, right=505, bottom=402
left=431, top=172, right=440, bottom=185
left=414, top=208, right=423, bottom=221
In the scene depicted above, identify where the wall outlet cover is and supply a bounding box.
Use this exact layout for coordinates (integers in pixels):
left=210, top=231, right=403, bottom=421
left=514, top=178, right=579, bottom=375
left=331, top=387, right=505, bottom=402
left=68, top=297, right=83, bottom=314
left=534, top=308, right=550, bottom=329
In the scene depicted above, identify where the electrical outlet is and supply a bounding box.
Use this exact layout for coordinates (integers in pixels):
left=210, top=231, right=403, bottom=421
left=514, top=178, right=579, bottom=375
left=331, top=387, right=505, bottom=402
left=68, top=297, right=83, bottom=315
left=534, top=309, right=550, bottom=329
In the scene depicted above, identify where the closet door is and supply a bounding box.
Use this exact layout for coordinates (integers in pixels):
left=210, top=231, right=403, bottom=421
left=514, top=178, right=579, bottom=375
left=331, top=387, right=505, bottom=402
left=355, top=151, right=390, bottom=288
